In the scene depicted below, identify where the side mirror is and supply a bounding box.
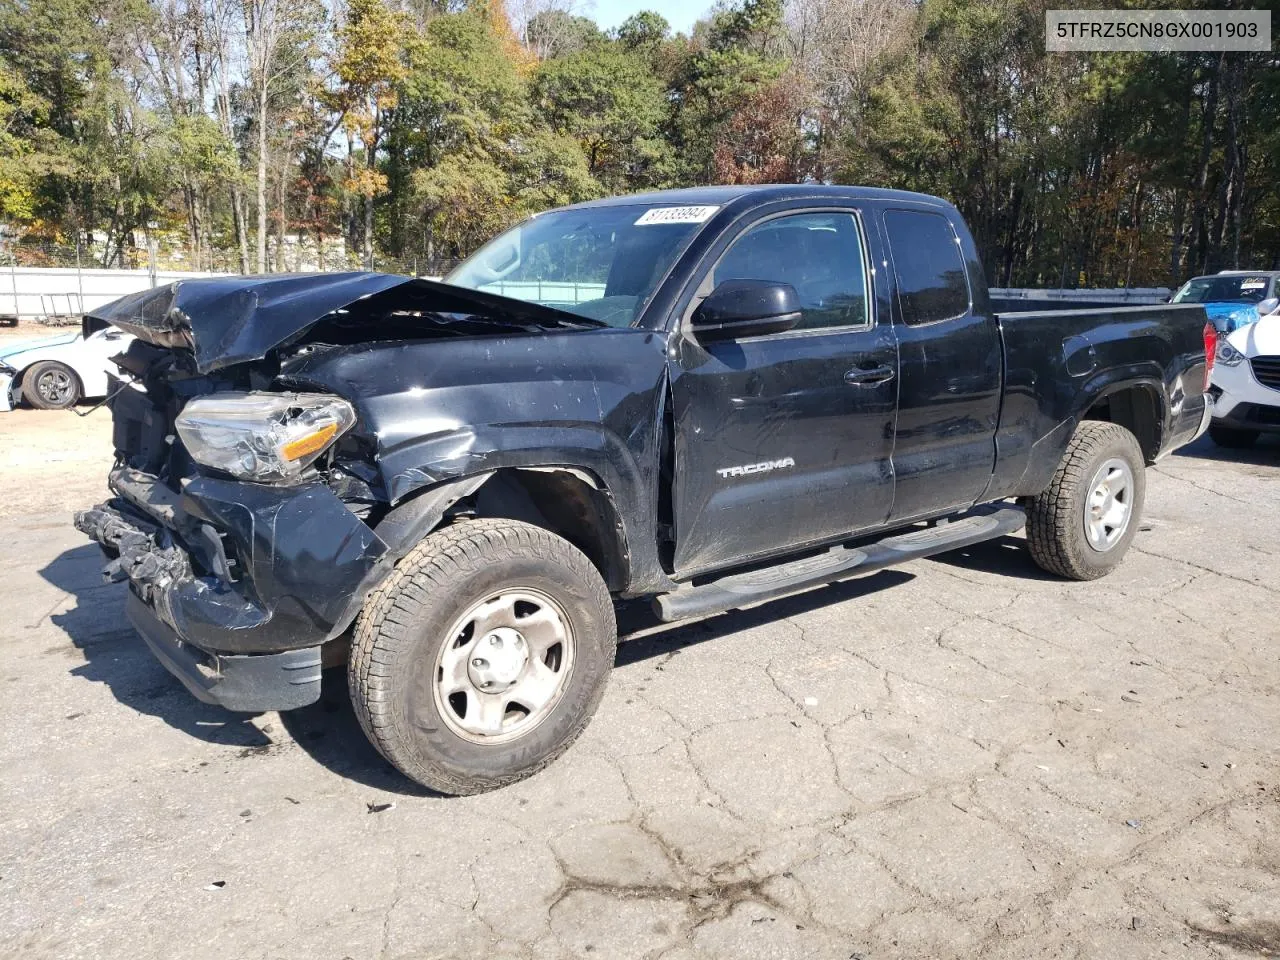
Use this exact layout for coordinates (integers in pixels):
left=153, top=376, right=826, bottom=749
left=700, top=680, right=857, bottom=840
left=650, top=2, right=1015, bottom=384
left=690, top=279, right=802, bottom=341
left=1257, top=297, right=1278, bottom=317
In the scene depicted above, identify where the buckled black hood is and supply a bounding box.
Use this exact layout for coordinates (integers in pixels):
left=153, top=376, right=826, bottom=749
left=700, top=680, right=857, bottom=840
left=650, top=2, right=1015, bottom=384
left=87, top=271, right=601, bottom=374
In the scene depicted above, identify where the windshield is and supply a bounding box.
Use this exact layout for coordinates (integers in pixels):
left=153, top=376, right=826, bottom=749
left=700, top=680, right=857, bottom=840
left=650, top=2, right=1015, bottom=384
left=1173, top=275, right=1273, bottom=304
left=446, top=204, right=717, bottom=327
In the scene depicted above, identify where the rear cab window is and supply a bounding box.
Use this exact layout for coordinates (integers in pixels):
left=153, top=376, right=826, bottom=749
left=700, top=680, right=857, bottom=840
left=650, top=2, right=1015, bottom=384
left=883, top=209, right=971, bottom=325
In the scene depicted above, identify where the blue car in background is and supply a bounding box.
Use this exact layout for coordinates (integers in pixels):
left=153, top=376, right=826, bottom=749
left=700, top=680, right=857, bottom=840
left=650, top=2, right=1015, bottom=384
left=1171, top=270, right=1280, bottom=333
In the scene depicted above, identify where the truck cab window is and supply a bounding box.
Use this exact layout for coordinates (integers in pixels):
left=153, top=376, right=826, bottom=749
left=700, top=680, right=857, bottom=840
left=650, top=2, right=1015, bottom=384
left=713, top=212, right=869, bottom=331
left=884, top=209, right=970, bottom=325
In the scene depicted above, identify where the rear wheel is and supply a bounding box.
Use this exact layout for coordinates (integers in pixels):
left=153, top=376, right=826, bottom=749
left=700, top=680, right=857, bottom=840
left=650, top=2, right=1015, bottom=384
left=1208, top=424, right=1259, bottom=449
left=23, top=361, right=81, bottom=410
left=349, top=518, right=616, bottom=795
left=1026, top=420, right=1146, bottom=581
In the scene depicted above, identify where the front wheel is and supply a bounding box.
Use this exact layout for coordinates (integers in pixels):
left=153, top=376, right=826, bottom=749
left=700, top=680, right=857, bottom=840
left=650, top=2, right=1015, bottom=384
left=1208, top=424, right=1259, bottom=449
left=1026, top=420, right=1146, bottom=581
left=23, top=361, right=81, bottom=410
left=349, top=518, right=616, bottom=795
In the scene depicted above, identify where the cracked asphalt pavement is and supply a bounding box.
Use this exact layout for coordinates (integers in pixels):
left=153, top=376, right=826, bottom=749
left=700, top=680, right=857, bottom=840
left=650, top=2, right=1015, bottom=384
left=2, top=411, right=1278, bottom=959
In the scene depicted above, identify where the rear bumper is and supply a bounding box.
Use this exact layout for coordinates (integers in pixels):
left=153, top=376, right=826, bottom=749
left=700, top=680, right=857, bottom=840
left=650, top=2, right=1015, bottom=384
left=1152, top=389, right=1211, bottom=461
left=1193, top=392, right=1213, bottom=441
left=75, top=468, right=394, bottom=709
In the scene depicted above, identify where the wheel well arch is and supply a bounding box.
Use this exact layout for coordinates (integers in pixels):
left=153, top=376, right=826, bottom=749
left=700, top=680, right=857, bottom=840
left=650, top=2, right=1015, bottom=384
left=1081, top=382, right=1164, bottom=463
left=375, top=467, right=630, bottom=592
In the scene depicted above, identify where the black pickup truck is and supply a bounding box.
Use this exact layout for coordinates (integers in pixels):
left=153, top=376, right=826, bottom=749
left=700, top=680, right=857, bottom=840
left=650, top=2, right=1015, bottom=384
left=75, top=185, right=1213, bottom=794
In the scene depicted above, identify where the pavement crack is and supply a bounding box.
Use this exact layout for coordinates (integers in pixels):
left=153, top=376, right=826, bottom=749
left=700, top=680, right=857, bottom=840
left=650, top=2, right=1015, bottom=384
left=1132, top=545, right=1280, bottom=596
left=1152, top=466, right=1255, bottom=507
left=378, top=854, right=409, bottom=960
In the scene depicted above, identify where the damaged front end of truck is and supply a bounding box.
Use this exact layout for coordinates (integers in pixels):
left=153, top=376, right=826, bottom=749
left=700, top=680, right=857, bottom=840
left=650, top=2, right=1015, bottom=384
left=73, top=272, right=656, bottom=712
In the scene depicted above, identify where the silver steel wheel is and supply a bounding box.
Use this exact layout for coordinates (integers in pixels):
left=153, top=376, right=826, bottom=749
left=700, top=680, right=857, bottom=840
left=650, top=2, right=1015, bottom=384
left=36, top=367, right=74, bottom=405
left=1084, top=457, right=1133, bottom=552
left=433, top=588, right=575, bottom=744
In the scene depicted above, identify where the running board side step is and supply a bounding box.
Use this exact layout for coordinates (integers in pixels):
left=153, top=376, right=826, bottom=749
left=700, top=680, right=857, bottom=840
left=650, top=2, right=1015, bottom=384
left=652, top=506, right=1026, bottom=622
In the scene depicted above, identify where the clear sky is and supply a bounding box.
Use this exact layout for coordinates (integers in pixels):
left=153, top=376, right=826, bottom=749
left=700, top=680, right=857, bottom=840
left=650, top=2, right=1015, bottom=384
left=587, top=0, right=711, bottom=36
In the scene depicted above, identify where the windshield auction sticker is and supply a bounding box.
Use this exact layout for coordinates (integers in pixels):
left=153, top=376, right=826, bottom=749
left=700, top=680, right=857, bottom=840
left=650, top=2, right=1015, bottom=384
left=635, top=206, right=720, bottom=226
left=1046, top=10, right=1269, bottom=51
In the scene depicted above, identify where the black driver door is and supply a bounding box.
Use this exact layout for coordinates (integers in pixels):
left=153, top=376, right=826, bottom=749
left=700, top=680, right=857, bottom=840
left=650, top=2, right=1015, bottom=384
left=667, top=207, right=898, bottom=577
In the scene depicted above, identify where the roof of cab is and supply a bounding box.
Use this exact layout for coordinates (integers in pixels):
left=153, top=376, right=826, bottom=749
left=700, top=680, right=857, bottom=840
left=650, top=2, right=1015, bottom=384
left=566, top=184, right=956, bottom=211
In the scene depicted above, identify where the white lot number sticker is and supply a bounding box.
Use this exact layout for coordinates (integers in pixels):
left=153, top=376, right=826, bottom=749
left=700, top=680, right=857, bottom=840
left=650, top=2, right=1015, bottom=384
left=635, top=205, right=719, bottom=226
left=1241, top=278, right=1267, bottom=289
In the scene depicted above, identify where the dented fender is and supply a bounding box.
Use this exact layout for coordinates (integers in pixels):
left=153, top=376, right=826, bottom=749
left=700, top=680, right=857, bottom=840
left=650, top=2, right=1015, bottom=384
left=281, top=327, right=675, bottom=593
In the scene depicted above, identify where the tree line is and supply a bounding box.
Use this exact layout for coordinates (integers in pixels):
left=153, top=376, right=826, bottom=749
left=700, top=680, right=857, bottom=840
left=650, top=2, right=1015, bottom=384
left=1, top=0, right=1276, bottom=286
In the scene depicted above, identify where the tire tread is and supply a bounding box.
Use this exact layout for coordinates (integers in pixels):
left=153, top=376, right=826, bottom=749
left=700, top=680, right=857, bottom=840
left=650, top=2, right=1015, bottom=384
left=348, top=517, right=615, bottom=795
left=21, top=360, right=81, bottom=410
left=1026, top=420, right=1144, bottom=581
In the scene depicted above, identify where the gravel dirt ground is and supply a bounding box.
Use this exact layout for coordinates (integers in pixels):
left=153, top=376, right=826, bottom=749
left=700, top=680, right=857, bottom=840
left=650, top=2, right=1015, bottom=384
left=0, top=327, right=117, bottom=519
left=1, top=405, right=1278, bottom=960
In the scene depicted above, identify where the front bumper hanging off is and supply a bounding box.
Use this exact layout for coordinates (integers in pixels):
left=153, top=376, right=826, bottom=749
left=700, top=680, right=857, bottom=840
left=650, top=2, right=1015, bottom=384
left=125, top=591, right=324, bottom=712
left=75, top=469, right=393, bottom=712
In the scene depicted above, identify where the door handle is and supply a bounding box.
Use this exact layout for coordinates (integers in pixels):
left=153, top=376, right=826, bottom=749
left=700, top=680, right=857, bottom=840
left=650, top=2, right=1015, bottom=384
left=844, top=364, right=895, bottom=386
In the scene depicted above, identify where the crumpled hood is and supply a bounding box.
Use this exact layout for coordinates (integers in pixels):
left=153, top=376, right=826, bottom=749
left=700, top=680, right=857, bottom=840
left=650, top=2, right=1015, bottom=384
left=87, top=272, right=410, bottom=374
left=0, top=330, right=81, bottom=364
left=1202, top=301, right=1260, bottom=334
left=87, top=271, right=595, bottom=375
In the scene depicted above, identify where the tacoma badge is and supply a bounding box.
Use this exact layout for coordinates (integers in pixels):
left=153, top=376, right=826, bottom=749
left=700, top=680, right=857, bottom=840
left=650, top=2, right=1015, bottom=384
left=716, top=457, right=796, bottom=479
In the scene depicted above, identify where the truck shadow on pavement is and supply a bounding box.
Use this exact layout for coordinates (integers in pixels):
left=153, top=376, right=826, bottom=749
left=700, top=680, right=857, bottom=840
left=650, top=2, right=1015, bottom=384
left=286, top=571, right=923, bottom=795
left=1172, top=432, right=1280, bottom=465
left=40, top=544, right=275, bottom=752
left=37, top=542, right=919, bottom=794
left=38, top=536, right=1048, bottom=794
left=927, top=534, right=1061, bottom=581
left=40, top=542, right=416, bottom=792
left=613, top=569, right=916, bottom=667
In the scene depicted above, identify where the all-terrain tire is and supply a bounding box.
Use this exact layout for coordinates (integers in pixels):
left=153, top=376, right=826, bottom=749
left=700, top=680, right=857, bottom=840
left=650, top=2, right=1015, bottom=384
left=349, top=518, right=616, bottom=795
left=1208, top=424, right=1259, bottom=449
left=1026, top=420, right=1146, bottom=581
left=22, top=360, right=81, bottom=410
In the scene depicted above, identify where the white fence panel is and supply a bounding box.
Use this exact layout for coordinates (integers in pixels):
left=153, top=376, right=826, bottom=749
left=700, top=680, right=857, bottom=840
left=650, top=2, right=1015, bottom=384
left=476, top=281, right=608, bottom=304
left=0, top=267, right=226, bottom=322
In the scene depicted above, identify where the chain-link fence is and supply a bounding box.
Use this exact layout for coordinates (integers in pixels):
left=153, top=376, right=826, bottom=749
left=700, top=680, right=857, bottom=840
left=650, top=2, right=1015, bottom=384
left=0, top=239, right=241, bottom=274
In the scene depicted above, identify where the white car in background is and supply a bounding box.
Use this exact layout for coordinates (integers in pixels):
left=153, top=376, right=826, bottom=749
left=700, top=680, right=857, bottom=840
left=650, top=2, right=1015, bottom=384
left=0, top=319, right=134, bottom=411
left=1209, top=312, right=1280, bottom=448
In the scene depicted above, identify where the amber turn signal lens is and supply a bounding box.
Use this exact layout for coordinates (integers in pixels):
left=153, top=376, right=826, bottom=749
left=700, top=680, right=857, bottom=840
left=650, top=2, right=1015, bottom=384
left=281, top=422, right=339, bottom=461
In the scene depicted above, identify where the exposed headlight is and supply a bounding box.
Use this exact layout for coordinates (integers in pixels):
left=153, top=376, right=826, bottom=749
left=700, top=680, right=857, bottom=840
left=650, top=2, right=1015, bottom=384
left=1216, top=340, right=1247, bottom=367
left=175, top=392, right=356, bottom=482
